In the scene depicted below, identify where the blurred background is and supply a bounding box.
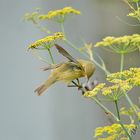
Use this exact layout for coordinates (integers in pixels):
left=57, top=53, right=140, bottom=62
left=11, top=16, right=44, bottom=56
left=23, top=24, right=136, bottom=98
left=0, top=0, right=140, bottom=139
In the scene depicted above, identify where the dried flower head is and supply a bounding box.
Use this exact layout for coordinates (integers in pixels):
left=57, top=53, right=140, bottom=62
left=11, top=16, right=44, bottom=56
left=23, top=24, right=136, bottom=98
left=39, top=7, right=80, bottom=22
left=95, top=34, right=140, bottom=54
left=28, top=32, right=64, bottom=49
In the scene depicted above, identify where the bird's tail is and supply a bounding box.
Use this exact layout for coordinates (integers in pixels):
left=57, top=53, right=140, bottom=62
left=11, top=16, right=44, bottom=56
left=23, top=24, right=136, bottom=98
left=34, top=76, right=56, bottom=96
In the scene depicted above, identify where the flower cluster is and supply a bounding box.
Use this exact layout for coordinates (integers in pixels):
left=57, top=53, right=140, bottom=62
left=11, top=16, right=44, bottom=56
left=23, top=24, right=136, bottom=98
left=84, top=81, right=132, bottom=100
left=95, top=34, right=140, bottom=54
left=28, top=32, right=64, bottom=49
left=120, top=106, right=140, bottom=123
left=39, top=7, right=80, bottom=22
left=84, top=83, right=105, bottom=97
left=107, top=68, right=140, bottom=87
left=95, top=123, right=136, bottom=140
left=128, top=8, right=140, bottom=19
left=24, top=10, right=40, bottom=24
left=84, top=68, right=140, bottom=99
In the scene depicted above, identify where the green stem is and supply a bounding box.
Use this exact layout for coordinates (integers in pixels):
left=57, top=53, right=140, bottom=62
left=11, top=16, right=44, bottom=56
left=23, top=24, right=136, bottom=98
left=136, top=2, right=139, bottom=10
left=135, top=2, right=140, bottom=23
left=93, top=97, right=118, bottom=120
left=124, top=92, right=138, bottom=115
left=89, top=53, right=110, bottom=75
left=120, top=53, right=124, bottom=72
left=48, top=48, right=55, bottom=64
left=60, top=22, right=65, bottom=36
left=123, top=92, right=140, bottom=128
left=65, top=39, right=81, bottom=52
left=34, top=22, right=51, bottom=34
left=31, top=50, right=49, bottom=63
left=92, top=97, right=132, bottom=140
left=114, top=100, right=121, bottom=120
left=60, top=22, right=110, bottom=75
left=119, top=123, right=132, bottom=140
left=61, top=22, right=83, bottom=53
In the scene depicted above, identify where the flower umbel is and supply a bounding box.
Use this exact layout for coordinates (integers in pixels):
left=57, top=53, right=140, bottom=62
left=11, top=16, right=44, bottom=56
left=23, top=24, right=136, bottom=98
left=95, top=34, right=140, bottom=54
left=95, top=123, right=136, bottom=140
left=128, top=8, right=140, bottom=19
left=107, top=68, right=140, bottom=87
left=24, top=10, right=39, bottom=24
left=84, top=80, right=132, bottom=100
left=28, top=32, right=64, bottom=49
left=120, top=105, right=140, bottom=123
left=84, top=83, right=105, bottom=97
left=39, top=7, right=80, bottom=22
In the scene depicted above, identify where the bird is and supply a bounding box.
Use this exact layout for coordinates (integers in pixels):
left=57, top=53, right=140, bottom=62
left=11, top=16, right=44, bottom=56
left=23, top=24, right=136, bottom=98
left=34, top=44, right=95, bottom=96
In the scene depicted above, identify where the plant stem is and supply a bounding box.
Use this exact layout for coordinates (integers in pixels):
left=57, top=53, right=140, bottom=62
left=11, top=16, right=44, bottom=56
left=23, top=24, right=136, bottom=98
left=31, top=50, right=49, bottom=63
left=60, top=22, right=110, bottom=75
left=124, top=92, right=138, bottom=115
left=34, top=22, right=51, bottom=34
left=120, top=53, right=124, bottom=72
left=136, top=2, right=139, bottom=10
left=48, top=48, right=55, bottom=64
left=119, top=123, right=132, bottom=140
left=92, top=97, right=132, bottom=140
left=60, top=22, right=65, bottom=36
left=61, top=22, right=85, bottom=54
left=93, top=97, right=118, bottom=119
left=89, top=53, right=110, bottom=75
left=114, top=100, right=121, bottom=120
left=65, top=39, right=81, bottom=52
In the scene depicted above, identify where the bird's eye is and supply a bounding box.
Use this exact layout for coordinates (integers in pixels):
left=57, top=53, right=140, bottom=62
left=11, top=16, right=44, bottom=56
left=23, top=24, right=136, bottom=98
left=72, top=65, right=83, bottom=71
left=77, top=66, right=83, bottom=70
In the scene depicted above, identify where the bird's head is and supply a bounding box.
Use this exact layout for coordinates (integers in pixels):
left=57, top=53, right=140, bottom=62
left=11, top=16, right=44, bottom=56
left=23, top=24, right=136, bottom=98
left=78, top=59, right=95, bottom=80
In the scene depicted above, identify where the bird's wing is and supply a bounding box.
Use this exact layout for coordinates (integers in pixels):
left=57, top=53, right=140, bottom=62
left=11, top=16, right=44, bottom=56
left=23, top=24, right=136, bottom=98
left=41, top=62, right=64, bottom=71
left=55, top=44, right=81, bottom=65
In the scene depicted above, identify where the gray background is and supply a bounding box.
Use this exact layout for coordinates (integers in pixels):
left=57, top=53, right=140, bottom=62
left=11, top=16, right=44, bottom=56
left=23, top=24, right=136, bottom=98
left=0, top=0, right=140, bottom=140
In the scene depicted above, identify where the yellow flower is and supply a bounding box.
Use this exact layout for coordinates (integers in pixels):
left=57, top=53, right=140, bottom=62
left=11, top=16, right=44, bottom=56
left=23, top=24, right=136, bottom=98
left=97, top=36, right=115, bottom=47
left=95, top=34, right=140, bottom=54
left=102, top=87, right=112, bottom=96
left=127, top=123, right=136, bottom=130
left=120, top=138, right=128, bottom=140
left=120, top=107, right=134, bottom=116
left=95, top=123, right=136, bottom=140
left=120, top=105, right=140, bottom=124
left=127, top=8, right=140, bottom=19
left=24, top=11, right=39, bottom=24
left=107, top=68, right=140, bottom=87
left=39, top=7, right=80, bottom=22
left=138, top=111, right=140, bottom=120
left=84, top=79, right=133, bottom=99
left=101, top=81, right=131, bottom=98
left=84, top=83, right=105, bottom=97
left=28, top=32, right=64, bottom=49
left=94, top=127, right=104, bottom=137
left=119, top=81, right=133, bottom=92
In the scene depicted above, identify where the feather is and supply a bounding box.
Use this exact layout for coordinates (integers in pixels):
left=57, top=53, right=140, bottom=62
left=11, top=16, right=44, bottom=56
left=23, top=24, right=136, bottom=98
left=55, top=44, right=80, bottom=64
left=34, top=76, right=56, bottom=96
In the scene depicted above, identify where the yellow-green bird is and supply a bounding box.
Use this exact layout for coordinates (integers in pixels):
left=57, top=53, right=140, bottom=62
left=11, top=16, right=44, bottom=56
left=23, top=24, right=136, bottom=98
left=35, top=44, right=95, bottom=96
